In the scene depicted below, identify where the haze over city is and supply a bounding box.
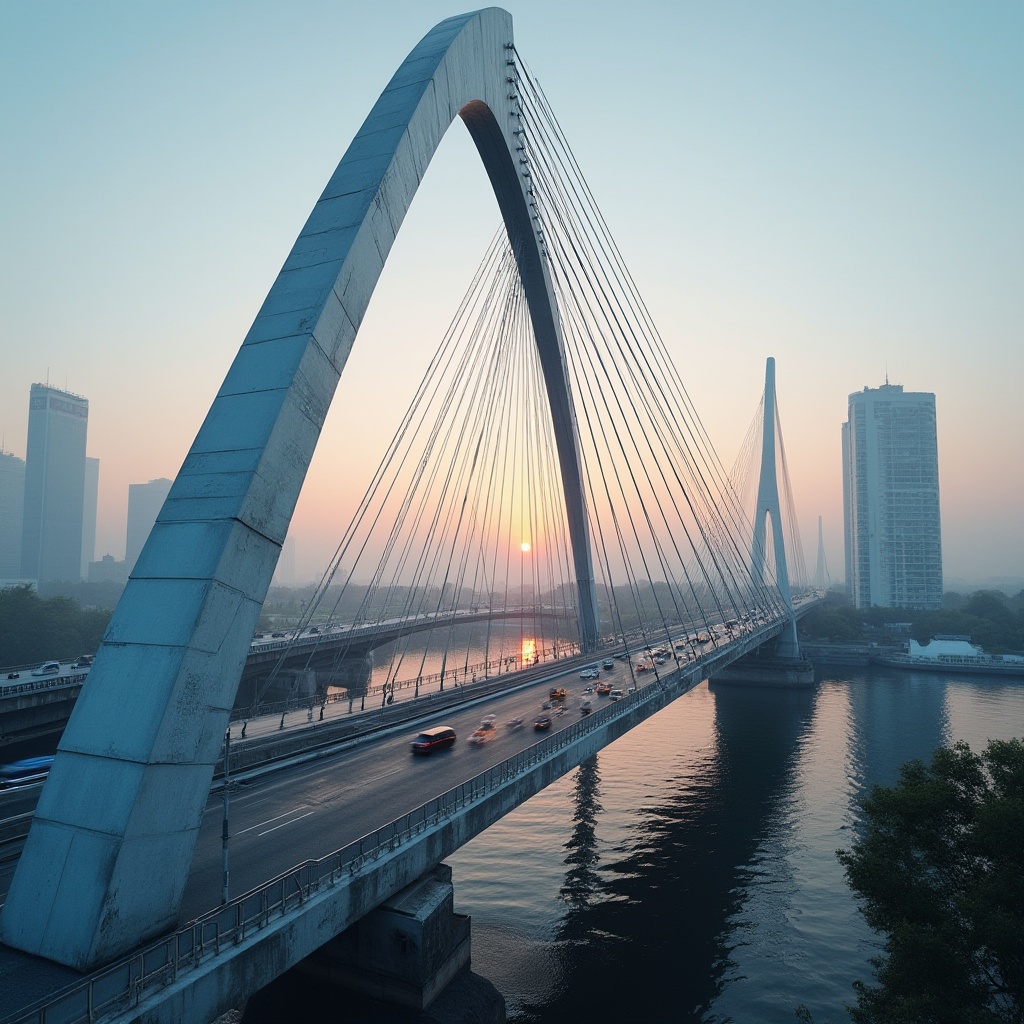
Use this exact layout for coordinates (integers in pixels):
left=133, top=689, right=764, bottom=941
left=2, top=0, right=1021, bottom=586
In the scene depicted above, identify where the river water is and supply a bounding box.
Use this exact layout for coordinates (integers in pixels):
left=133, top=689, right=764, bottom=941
left=447, top=668, right=1024, bottom=1023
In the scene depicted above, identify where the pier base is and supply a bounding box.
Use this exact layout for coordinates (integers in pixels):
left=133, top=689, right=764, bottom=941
left=711, top=649, right=815, bottom=688
left=241, top=864, right=504, bottom=1023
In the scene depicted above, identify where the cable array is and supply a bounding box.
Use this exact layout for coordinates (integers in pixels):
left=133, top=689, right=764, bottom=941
left=259, top=56, right=806, bottom=701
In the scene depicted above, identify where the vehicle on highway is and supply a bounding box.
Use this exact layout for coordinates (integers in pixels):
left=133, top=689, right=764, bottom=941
left=579, top=698, right=592, bottom=715
left=468, top=721, right=497, bottom=745
left=72, top=654, right=94, bottom=668
left=578, top=667, right=599, bottom=680
left=609, top=688, right=624, bottom=701
left=410, top=726, right=457, bottom=754
left=506, top=717, right=524, bottom=730
left=549, top=687, right=567, bottom=700
left=596, top=683, right=612, bottom=695
left=533, top=715, right=552, bottom=731
left=0, top=755, right=55, bottom=789
left=31, top=661, right=60, bottom=677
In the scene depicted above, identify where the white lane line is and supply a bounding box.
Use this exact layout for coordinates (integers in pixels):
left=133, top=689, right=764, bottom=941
left=237, top=808, right=307, bottom=836
left=258, top=810, right=314, bottom=836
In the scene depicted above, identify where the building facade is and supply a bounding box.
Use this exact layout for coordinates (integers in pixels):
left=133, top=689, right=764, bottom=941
left=842, top=383, right=942, bottom=609
left=0, top=450, right=26, bottom=579
left=20, top=384, right=89, bottom=584
left=125, top=477, right=172, bottom=573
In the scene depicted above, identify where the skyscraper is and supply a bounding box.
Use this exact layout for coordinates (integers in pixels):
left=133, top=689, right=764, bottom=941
left=125, top=477, right=172, bottom=573
left=20, top=384, right=89, bottom=584
left=0, top=450, right=26, bottom=579
left=842, top=382, right=942, bottom=610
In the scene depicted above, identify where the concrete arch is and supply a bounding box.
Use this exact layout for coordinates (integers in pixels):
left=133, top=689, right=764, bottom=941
left=1, top=7, right=597, bottom=968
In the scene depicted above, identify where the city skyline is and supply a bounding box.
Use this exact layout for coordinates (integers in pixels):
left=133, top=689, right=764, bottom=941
left=1, top=1, right=1021, bottom=586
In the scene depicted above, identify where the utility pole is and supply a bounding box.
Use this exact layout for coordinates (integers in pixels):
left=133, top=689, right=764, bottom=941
left=221, top=728, right=231, bottom=905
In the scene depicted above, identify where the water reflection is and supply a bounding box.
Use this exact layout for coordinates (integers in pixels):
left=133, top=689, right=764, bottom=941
left=509, top=684, right=818, bottom=1023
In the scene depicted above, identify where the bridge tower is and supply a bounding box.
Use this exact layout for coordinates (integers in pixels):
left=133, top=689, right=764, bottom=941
left=714, top=357, right=813, bottom=688
left=0, top=7, right=598, bottom=971
left=750, top=356, right=800, bottom=659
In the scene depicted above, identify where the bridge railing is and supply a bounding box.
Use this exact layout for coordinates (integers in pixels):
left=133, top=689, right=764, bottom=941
left=8, top=619, right=795, bottom=1024
left=0, top=670, right=88, bottom=701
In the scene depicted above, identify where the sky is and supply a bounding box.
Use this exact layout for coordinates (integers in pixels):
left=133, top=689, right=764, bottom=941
left=1, top=0, right=1021, bottom=587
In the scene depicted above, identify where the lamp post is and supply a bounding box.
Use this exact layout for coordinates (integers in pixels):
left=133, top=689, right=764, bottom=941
left=221, top=727, right=231, bottom=905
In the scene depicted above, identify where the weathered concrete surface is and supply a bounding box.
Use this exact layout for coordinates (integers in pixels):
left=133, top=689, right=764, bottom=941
left=0, top=6, right=594, bottom=971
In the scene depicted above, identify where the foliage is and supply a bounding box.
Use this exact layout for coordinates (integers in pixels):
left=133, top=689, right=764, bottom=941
left=837, top=739, right=1024, bottom=1024
left=0, top=586, right=111, bottom=667
left=799, top=590, right=1024, bottom=653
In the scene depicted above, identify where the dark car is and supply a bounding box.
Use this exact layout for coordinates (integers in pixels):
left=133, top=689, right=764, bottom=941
left=410, top=726, right=457, bottom=754
left=533, top=715, right=552, bottom=731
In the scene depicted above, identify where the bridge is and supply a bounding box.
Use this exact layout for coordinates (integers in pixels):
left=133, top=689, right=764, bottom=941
left=0, top=10, right=821, bottom=1022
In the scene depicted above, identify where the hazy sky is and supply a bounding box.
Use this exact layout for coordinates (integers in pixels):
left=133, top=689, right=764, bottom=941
left=2, top=1, right=1021, bottom=586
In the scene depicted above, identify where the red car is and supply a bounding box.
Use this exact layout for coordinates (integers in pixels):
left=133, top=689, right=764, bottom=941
left=533, top=715, right=552, bottom=731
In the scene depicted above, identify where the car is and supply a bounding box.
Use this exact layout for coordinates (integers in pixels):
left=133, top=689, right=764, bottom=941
left=601, top=658, right=615, bottom=670
left=468, top=721, right=497, bottom=745
left=410, top=726, right=457, bottom=754
left=579, top=698, right=593, bottom=715
left=271, top=632, right=287, bottom=638
left=0, top=755, right=55, bottom=789
left=596, top=683, right=611, bottom=695
left=578, top=667, right=599, bottom=680
left=31, top=661, right=60, bottom=677
left=533, top=715, right=552, bottom=731
left=609, top=688, right=625, bottom=701
left=549, top=687, right=567, bottom=700
left=72, top=654, right=94, bottom=668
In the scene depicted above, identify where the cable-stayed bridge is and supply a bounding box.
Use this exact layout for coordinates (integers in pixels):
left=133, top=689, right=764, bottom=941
left=0, top=10, right=822, bottom=1022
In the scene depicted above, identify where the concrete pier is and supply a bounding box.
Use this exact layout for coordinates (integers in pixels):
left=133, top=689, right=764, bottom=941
left=241, top=865, right=504, bottom=1023
left=710, top=648, right=815, bottom=687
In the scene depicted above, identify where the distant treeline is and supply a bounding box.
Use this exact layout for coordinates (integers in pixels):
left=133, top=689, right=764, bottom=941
left=799, top=588, right=1024, bottom=653
left=0, top=586, right=112, bottom=668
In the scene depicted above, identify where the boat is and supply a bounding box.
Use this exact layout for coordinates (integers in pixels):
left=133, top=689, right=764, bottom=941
left=875, top=636, right=1024, bottom=677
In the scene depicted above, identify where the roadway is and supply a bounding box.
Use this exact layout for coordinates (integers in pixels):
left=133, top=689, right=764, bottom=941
left=0, top=655, right=645, bottom=925
left=184, top=655, right=637, bottom=921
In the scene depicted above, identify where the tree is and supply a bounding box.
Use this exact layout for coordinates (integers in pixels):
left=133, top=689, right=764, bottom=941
left=837, top=739, right=1024, bottom=1024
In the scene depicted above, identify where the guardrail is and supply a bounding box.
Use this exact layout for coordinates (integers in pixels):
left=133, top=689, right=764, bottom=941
left=3, top=617, right=789, bottom=1024
left=0, top=671, right=88, bottom=701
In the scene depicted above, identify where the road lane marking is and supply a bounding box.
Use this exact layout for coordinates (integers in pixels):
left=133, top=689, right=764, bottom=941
left=237, top=808, right=308, bottom=836
left=258, top=810, right=314, bottom=836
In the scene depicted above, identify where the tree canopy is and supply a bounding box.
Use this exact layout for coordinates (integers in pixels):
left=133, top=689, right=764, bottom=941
left=0, top=586, right=110, bottom=667
left=838, top=739, right=1024, bottom=1024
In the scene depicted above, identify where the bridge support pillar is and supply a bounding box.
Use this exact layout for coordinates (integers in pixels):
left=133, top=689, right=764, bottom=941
left=710, top=645, right=814, bottom=688
left=241, top=864, right=504, bottom=1023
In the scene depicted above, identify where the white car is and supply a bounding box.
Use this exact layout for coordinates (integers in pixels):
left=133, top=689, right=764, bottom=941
left=579, top=666, right=600, bottom=680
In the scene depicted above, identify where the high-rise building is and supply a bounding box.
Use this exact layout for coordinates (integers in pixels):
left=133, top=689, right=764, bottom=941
left=20, top=384, right=89, bottom=584
left=0, top=450, right=26, bottom=579
left=842, top=382, right=942, bottom=609
left=125, top=477, right=172, bottom=573
left=81, top=456, right=100, bottom=579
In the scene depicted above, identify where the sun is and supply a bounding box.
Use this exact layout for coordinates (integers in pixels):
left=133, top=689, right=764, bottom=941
left=521, top=541, right=531, bottom=553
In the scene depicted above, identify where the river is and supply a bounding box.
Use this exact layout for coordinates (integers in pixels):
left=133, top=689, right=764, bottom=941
left=448, top=668, right=1024, bottom=1023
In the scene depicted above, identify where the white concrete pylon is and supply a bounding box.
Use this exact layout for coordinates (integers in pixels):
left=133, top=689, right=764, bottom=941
left=750, top=357, right=800, bottom=659
left=0, top=8, right=598, bottom=969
